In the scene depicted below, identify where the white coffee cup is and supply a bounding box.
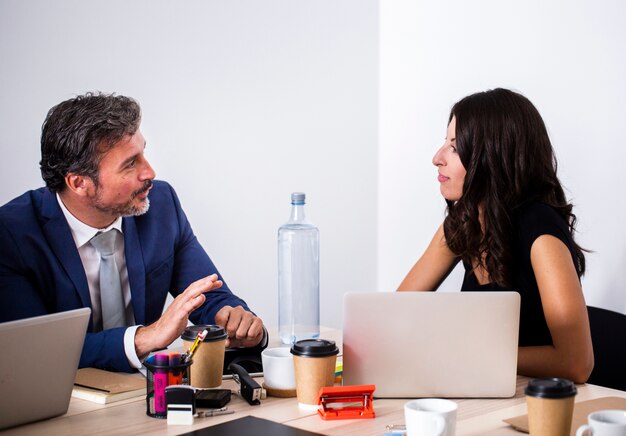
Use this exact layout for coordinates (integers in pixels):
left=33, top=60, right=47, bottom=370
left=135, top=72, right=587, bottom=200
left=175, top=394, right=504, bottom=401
left=404, top=398, right=457, bottom=436
left=261, top=347, right=296, bottom=395
left=576, top=410, right=626, bottom=436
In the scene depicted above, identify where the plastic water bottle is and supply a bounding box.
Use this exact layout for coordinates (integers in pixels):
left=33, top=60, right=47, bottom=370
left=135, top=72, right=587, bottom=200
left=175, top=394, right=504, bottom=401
left=278, top=192, right=320, bottom=345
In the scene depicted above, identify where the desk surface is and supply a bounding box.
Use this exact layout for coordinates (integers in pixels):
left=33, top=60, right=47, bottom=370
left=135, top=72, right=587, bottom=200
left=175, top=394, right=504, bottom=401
left=4, top=327, right=625, bottom=436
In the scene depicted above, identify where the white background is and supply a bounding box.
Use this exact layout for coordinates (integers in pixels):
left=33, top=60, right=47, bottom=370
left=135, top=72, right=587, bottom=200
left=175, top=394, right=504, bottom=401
left=1, top=0, right=624, bottom=333
left=378, top=0, right=626, bottom=317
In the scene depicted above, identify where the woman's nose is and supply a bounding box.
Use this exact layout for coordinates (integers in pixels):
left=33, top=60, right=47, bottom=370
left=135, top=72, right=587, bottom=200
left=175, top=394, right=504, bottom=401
left=432, top=146, right=445, bottom=167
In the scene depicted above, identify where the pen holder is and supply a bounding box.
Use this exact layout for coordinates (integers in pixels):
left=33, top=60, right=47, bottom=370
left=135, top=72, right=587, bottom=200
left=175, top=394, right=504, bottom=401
left=145, top=357, right=192, bottom=418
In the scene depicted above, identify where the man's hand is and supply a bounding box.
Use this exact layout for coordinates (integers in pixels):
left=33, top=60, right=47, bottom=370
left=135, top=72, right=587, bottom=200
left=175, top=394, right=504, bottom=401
left=214, top=305, right=264, bottom=348
left=134, top=274, right=223, bottom=358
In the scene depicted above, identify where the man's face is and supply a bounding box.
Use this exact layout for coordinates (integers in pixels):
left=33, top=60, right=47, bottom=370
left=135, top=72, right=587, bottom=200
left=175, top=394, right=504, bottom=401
left=90, top=129, right=156, bottom=220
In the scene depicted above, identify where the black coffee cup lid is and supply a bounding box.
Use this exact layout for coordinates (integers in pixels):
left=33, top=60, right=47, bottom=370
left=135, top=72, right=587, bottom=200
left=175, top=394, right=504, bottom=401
left=181, top=324, right=227, bottom=342
left=525, top=378, right=577, bottom=398
left=290, top=339, right=339, bottom=357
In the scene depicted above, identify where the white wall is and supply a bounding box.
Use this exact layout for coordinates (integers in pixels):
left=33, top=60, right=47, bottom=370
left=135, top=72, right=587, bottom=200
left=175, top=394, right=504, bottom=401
left=2, top=0, right=625, bottom=331
left=0, top=0, right=378, bottom=329
left=379, top=0, right=626, bottom=314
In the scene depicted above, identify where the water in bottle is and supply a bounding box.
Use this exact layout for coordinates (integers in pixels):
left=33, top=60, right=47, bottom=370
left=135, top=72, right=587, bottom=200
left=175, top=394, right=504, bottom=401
left=278, top=192, right=320, bottom=345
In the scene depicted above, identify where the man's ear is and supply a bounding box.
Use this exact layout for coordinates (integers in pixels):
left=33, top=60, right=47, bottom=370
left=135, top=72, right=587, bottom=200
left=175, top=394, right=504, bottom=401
left=64, top=173, right=95, bottom=197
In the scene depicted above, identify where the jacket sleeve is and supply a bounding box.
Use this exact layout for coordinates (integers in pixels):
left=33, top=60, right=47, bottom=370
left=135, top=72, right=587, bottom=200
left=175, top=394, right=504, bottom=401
left=80, top=328, right=133, bottom=371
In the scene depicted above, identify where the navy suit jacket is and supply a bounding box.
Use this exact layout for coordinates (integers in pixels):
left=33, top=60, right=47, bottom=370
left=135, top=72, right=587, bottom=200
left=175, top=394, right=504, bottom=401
left=0, top=180, right=252, bottom=372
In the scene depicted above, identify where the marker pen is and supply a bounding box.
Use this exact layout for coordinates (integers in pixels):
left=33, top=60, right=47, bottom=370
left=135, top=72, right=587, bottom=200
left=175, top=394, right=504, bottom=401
left=154, top=353, right=169, bottom=415
left=168, top=352, right=182, bottom=385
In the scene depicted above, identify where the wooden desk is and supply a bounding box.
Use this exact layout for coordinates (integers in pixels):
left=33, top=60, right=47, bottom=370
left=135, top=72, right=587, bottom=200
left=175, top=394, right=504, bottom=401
left=4, top=327, right=625, bottom=435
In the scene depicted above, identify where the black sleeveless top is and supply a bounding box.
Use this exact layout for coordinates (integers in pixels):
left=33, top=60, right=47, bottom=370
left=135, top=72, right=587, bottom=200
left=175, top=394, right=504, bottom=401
left=459, top=202, right=580, bottom=347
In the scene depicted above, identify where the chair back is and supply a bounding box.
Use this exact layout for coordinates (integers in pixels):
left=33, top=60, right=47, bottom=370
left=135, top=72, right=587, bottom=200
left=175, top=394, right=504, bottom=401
left=587, top=306, right=626, bottom=391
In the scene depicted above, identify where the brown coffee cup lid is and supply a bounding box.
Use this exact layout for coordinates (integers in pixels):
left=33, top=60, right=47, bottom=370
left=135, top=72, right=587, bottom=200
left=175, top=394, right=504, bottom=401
left=181, top=324, right=227, bottom=342
left=290, top=339, right=339, bottom=357
left=525, top=378, right=577, bottom=398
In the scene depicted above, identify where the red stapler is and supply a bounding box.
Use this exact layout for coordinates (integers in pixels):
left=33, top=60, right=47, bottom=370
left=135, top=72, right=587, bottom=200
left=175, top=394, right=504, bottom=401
left=317, top=384, right=376, bottom=420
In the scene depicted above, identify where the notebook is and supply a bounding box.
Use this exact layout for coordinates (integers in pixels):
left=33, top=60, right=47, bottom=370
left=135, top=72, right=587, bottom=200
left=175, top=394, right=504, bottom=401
left=0, top=307, right=90, bottom=430
left=72, top=367, right=146, bottom=404
left=342, top=291, right=520, bottom=398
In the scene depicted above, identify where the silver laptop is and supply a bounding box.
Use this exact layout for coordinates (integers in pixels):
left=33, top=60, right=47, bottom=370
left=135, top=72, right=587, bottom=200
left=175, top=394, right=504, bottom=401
left=0, top=308, right=90, bottom=430
left=342, top=291, right=520, bottom=398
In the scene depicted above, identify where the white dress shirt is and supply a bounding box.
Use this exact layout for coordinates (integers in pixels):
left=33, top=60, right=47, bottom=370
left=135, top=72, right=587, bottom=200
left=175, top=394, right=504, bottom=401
left=57, top=194, right=143, bottom=369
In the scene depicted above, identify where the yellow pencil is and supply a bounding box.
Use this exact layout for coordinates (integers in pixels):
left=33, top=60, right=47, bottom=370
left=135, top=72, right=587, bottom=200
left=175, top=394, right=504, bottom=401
left=185, top=329, right=208, bottom=363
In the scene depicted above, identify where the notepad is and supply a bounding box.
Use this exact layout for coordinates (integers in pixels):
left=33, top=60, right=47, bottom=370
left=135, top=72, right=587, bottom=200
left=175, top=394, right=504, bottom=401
left=72, top=367, right=146, bottom=404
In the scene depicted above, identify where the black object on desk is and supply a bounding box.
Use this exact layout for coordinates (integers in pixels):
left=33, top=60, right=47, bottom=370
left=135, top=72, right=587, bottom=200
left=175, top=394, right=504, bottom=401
left=223, top=347, right=264, bottom=375
left=221, top=327, right=268, bottom=375
left=180, top=416, right=324, bottom=436
left=229, top=363, right=263, bottom=406
left=195, top=389, right=231, bottom=409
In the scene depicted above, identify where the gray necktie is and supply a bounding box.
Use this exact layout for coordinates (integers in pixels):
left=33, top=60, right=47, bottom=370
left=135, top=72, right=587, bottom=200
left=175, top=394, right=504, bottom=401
left=90, top=229, right=126, bottom=330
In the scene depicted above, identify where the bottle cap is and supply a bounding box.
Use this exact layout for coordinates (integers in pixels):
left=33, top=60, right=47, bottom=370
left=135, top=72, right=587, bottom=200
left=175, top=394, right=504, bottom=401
left=524, top=378, right=577, bottom=399
left=291, top=192, right=305, bottom=205
left=181, top=324, right=227, bottom=342
left=290, top=339, right=339, bottom=357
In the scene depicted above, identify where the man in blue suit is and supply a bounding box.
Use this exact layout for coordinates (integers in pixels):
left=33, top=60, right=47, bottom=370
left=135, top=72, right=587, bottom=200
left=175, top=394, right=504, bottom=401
left=0, top=93, right=266, bottom=372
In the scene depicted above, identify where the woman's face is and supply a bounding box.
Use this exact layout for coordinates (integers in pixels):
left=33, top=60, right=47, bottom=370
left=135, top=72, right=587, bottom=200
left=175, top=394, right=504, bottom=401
left=432, top=116, right=466, bottom=201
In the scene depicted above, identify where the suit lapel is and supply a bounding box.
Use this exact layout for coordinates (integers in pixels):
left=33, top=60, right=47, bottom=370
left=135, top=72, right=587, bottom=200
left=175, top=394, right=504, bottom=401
left=122, top=217, right=146, bottom=325
left=40, top=190, right=92, bottom=309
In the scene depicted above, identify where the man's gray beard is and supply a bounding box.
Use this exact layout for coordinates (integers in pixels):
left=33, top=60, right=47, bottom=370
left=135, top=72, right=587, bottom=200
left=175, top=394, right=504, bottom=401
left=126, top=197, right=150, bottom=217
left=94, top=196, right=150, bottom=218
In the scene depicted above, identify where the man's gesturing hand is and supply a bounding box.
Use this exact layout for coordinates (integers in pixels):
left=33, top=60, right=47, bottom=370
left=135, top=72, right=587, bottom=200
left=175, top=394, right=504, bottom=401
left=134, top=274, right=222, bottom=358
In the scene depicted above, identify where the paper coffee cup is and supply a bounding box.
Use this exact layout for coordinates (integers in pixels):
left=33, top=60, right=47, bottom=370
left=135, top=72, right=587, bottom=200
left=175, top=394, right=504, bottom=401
left=525, top=378, right=577, bottom=436
left=291, top=339, right=339, bottom=407
left=181, top=325, right=227, bottom=388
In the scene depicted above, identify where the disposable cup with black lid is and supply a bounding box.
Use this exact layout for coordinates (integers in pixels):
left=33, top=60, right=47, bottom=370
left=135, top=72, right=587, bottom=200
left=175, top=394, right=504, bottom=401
left=181, top=325, right=227, bottom=388
left=525, top=378, right=577, bottom=436
left=290, top=339, right=339, bottom=408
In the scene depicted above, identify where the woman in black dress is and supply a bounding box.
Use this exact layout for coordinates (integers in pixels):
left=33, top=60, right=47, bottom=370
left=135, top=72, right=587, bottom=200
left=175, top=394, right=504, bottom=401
left=398, top=88, right=593, bottom=383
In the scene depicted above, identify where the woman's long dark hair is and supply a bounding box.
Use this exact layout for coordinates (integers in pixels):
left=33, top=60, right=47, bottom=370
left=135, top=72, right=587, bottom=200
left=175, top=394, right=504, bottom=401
left=443, top=88, right=585, bottom=287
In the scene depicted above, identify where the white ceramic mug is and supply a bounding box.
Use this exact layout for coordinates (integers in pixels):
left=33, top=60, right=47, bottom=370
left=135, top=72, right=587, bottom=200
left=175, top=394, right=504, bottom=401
left=576, top=410, right=626, bottom=436
left=261, top=347, right=296, bottom=391
left=404, top=398, right=457, bottom=436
